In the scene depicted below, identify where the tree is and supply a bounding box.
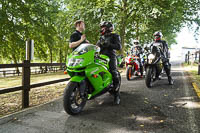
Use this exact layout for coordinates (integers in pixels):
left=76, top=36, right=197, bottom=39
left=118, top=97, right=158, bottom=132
left=63, top=0, right=200, bottom=54
left=1, top=0, right=200, bottom=63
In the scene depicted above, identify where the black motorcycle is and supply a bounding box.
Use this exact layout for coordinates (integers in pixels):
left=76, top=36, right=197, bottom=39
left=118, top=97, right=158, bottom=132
left=145, top=43, right=163, bottom=88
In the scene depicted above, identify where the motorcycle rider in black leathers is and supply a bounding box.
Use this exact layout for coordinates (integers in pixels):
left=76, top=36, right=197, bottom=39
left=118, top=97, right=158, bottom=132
left=130, top=40, right=144, bottom=77
left=96, top=21, right=122, bottom=105
left=151, top=31, right=174, bottom=85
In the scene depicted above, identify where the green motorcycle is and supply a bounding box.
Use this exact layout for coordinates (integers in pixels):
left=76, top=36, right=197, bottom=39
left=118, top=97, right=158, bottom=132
left=117, top=55, right=124, bottom=68
left=63, top=43, right=121, bottom=115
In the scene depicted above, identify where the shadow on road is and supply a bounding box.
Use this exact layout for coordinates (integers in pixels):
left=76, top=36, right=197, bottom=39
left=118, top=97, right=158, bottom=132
left=63, top=64, right=200, bottom=133
left=64, top=91, right=170, bottom=132
left=2, top=62, right=200, bottom=133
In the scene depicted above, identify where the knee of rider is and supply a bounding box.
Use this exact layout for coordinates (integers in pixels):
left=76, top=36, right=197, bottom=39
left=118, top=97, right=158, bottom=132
left=111, top=70, right=119, bottom=77
left=164, top=65, right=169, bottom=71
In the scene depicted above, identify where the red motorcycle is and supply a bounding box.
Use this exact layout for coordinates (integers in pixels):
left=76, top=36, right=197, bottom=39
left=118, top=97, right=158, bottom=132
left=125, top=53, right=143, bottom=80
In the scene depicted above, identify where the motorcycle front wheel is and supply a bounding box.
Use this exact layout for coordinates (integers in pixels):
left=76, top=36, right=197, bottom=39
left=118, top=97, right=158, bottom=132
left=63, top=81, right=86, bottom=115
left=145, top=67, right=154, bottom=88
left=126, top=66, right=133, bottom=80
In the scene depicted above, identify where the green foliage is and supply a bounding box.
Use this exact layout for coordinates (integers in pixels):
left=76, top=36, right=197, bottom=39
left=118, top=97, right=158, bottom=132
left=0, top=0, right=200, bottom=63
left=0, top=0, right=70, bottom=63
left=63, top=0, right=200, bottom=54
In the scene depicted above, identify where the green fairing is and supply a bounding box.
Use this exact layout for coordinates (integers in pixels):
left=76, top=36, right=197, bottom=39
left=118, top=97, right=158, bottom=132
left=69, top=76, right=86, bottom=82
left=117, top=57, right=122, bottom=67
left=67, top=50, right=95, bottom=69
left=66, top=43, right=113, bottom=99
left=85, top=63, right=112, bottom=96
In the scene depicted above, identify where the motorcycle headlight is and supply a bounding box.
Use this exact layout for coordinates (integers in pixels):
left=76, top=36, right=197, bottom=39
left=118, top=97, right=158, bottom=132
left=67, top=58, right=84, bottom=67
left=148, top=54, right=155, bottom=60
left=148, top=54, right=155, bottom=63
left=125, top=58, right=129, bottom=63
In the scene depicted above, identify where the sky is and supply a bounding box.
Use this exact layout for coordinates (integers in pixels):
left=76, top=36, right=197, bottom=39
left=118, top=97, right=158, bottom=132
left=175, top=27, right=200, bottom=49
left=170, top=26, right=200, bottom=60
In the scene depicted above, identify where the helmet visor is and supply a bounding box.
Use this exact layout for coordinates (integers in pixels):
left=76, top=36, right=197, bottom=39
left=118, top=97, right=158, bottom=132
left=100, top=27, right=106, bottom=35
left=154, top=35, right=160, bottom=39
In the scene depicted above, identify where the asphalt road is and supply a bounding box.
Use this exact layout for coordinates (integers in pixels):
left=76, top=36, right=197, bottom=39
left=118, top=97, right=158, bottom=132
left=0, top=59, right=200, bottom=133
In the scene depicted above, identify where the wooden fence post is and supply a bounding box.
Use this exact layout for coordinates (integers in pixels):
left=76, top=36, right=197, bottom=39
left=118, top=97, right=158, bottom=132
left=187, top=51, right=190, bottom=65
left=45, top=66, right=48, bottom=73
left=185, top=54, right=187, bottom=63
left=3, top=71, right=6, bottom=77
left=22, top=60, right=30, bottom=108
left=22, top=39, right=33, bottom=108
left=198, top=50, right=200, bottom=75
left=195, top=52, right=197, bottom=61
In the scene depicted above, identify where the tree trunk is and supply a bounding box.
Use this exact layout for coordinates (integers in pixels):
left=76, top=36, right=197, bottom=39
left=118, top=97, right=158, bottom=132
left=119, top=0, right=128, bottom=55
left=59, top=48, right=63, bottom=69
left=136, top=20, right=139, bottom=39
left=120, top=22, right=126, bottom=55
left=12, top=54, right=20, bottom=75
left=64, top=42, right=69, bottom=63
left=50, top=49, right=53, bottom=63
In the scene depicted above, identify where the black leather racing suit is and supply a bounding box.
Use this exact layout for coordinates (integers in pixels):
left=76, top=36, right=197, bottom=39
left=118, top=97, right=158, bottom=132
left=152, top=40, right=172, bottom=82
left=96, top=33, right=122, bottom=92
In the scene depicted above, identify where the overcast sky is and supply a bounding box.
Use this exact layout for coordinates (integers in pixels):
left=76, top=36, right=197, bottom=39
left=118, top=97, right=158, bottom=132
left=175, top=26, right=200, bottom=48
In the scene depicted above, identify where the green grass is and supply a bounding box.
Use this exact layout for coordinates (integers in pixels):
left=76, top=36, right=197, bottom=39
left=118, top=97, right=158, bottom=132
left=190, top=70, right=200, bottom=87
left=182, top=62, right=198, bottom=67
left=0, top=71, right=69, bottom=117
left=0, top=71, right=68, bottom=88
left=182, top=62, right=200, bottom=87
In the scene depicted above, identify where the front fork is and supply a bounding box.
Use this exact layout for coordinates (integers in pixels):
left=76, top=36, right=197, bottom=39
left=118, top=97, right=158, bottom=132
left=78, top=80, right=87, bottom=98
left=69, top=75, right=87, bottom=98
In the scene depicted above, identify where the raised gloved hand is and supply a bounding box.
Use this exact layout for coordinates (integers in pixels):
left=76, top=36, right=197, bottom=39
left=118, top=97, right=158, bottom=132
left=100, top=36, right=105, bottom=45
left=99, top=36, right=110, bottom=48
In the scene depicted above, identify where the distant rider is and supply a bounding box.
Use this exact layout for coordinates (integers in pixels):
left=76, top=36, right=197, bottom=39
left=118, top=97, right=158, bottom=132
left=130, top=40, right=144, bottom=77
left=151, top=31, right=174, bottom=85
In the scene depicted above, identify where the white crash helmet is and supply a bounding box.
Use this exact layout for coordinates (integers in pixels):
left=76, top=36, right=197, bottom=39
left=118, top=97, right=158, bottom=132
left=133, top=40, right=139, bottom=47
left=133, top=40, right=139, bottom=44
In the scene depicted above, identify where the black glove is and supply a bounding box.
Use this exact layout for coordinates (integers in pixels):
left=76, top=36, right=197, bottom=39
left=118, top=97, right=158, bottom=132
left=100, top=36, right=105, bottom=45
left=100, top=36, right=110, bottom=48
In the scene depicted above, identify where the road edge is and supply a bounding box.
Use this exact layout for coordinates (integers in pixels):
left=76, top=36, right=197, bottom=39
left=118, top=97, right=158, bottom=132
left=181, top=63, right=200, bottom=99
left=0, top=96, right=63, bottom=125
left=192, top=82, right=200, bottom=98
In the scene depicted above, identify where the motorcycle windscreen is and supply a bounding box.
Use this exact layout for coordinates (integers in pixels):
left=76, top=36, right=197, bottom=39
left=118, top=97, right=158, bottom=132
left=72, top=43, right=99, bottom=55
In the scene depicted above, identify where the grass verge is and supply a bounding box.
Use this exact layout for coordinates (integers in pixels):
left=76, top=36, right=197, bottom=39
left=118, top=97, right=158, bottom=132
left=0, top=68, right=125, bottom=117
left=0, top=72, right=68, bottom=117
left=182, top=63, right=200, bottom=90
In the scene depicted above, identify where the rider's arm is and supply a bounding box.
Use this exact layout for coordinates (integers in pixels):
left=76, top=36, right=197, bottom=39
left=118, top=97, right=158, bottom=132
left=110, top=34, right=122, bottom=50
left=96, top=40, right=101, bottom=47
left=138, top=46, right=143, bottom=54
left=96, top=36, right=105, bottom=47
left=69, top=40, right=83, bottom=49
left=69, top=33, right=85, bottom=49
left=144, top=43, right=152, bottom=51
left=162, top=41, right=169, bottom=58
left=130, top=47, right=134, bottom=53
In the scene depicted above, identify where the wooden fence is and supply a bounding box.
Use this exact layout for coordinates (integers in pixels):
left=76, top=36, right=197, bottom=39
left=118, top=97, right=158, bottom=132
left=0, top=66, right=63, bottom=77
left=185, top=50, right=200, bottom=75
left=0, top=60, right=70, bottom=108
